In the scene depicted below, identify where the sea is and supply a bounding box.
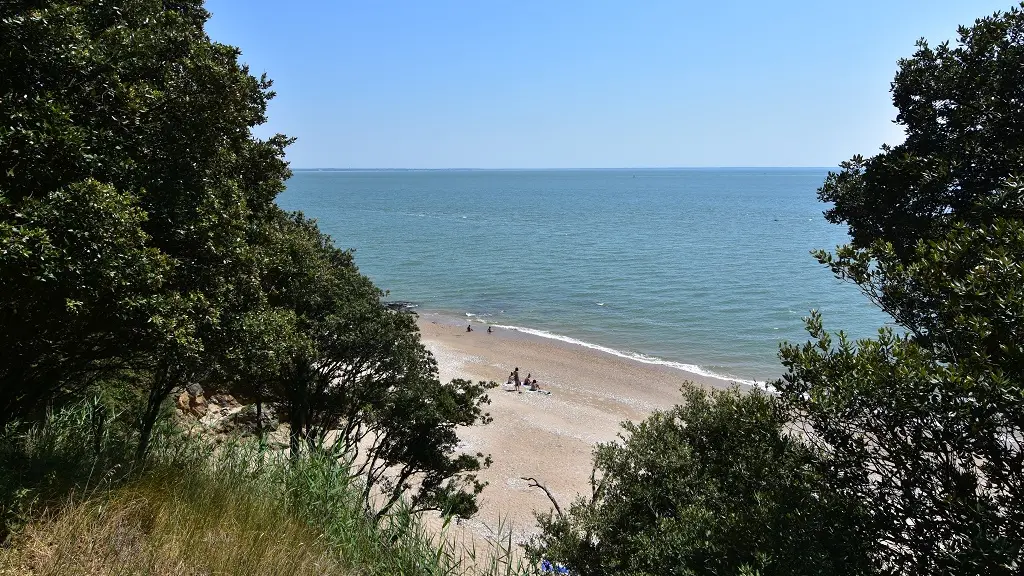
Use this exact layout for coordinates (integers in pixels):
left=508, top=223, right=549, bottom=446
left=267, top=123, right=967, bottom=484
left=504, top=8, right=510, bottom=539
left=277, top=168, right=892, bottom=384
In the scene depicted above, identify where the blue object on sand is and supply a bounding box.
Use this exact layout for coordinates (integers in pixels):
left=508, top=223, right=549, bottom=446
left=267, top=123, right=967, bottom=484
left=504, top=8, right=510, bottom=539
left=540, top=559, right=570, bottom=574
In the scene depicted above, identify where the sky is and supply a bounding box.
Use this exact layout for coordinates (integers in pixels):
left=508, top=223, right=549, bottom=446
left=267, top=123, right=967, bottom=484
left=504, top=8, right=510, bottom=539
left=205, top=0, right=1015, bottom=169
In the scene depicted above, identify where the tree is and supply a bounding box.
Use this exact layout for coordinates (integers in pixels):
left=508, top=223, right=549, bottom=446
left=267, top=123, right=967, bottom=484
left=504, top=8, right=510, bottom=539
left=535, top=7, right=1024, bottom=574
left=0, top=1, right=292, bottom=459
left=265, top=213, right=496, bottom=520
left=0, top=180, right=169, bottom=426
left=215, top=304, right=309, bottom=443
left=530, top=385, right=873, bottom=576
left=775, top=5, right=1024, bottom=573
left=2, top=2, right=494, bottom=522
left=816, top=3, right=1024, bottom=337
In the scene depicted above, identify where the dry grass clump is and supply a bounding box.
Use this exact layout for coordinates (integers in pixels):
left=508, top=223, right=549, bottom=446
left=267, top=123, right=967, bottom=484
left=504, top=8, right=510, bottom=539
left=0, top=476, right=344, bottom=576
left=0, top=401, right=532, bottom=576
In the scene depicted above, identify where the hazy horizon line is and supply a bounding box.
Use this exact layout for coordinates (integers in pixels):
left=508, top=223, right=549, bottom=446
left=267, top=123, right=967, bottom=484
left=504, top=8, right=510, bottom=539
left=291, top=166, right=834, bottom=171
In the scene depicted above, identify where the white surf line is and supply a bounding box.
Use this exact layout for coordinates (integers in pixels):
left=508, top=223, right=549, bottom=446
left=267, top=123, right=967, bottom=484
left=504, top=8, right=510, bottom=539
left=488, top=323, right=764, bottom=389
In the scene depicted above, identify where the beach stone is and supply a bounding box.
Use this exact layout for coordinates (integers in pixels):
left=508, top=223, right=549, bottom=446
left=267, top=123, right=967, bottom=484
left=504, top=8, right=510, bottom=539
left=215, top=403, right=278, bottom=435
left=175, top=391, right=190, bottom=413
left=210, top=393, right=241, bottom=408
left=189, top=394, right=207, bottom=416
left=383, top=300, right=417, bottom=312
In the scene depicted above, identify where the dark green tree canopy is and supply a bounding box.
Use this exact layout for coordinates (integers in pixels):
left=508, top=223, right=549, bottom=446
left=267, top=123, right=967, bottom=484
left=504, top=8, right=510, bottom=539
left=819, top=3, right=1024, bottom=258
left=0, top=0, right=291, bottom=431
left=0, top=180, right=169, bottom=423
left=2, top=0, right=497, bottom=519
left=535, top=5, right=1024, bottom=575
left=530, top=385, right=873, bottom=576
left=262, top=213, right=495, bottom=520
left=777, top=5, right=1024, bottom=574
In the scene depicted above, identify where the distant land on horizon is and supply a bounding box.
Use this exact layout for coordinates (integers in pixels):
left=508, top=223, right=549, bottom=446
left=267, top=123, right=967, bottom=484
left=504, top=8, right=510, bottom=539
left=290, top=166, right=834, bottom=172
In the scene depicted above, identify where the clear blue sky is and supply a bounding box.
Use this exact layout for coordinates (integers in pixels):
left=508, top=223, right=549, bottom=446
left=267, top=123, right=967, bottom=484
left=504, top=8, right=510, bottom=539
left=205, top=0, right=1014, bottom=169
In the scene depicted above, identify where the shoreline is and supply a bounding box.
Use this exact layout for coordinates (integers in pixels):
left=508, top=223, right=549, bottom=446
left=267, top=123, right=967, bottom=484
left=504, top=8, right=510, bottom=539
left=415, top=308, right=764, bottom=387
left=414, top=311, right=746, bottom=547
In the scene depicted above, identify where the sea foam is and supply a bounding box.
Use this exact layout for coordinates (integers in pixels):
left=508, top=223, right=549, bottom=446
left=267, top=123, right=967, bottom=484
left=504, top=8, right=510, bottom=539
left=281, top=169, right=888, bottom=383
left=489, top=322, right=760, bottom=388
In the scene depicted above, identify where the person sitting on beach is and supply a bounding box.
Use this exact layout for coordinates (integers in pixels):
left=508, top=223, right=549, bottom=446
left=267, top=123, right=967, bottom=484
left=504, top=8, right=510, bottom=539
left=529, top=378, right=540, bottom=391
left=487, top=326, right=493, bottom=333
left=466, top=324, right=473, bottom=332
left=507, top=371, right=515, bottom=386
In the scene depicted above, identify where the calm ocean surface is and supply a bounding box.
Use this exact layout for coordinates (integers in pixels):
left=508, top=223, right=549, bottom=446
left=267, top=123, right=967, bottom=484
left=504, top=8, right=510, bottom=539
left=277, top=168, right=891, bottom=383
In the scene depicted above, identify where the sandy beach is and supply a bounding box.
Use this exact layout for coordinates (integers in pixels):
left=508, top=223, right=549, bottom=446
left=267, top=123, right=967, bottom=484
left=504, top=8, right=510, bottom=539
left=415, top=312, right=743, bottom=546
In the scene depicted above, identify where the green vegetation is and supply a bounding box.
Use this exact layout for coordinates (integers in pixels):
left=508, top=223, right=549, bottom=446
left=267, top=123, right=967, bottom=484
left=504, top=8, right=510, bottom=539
left=532, top=5, right=1024, bottom=575
left=528, top=385, right=873, bottom=576
left=0, top=401, right=525, bottom=575
left=5, top=1, right=1023, bottom=575
left=1, top=1, right=506, bottom=574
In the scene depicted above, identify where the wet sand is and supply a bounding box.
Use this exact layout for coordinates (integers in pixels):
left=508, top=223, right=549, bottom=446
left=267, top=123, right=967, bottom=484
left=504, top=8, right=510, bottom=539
left=416, top=312, right=744, bottom=546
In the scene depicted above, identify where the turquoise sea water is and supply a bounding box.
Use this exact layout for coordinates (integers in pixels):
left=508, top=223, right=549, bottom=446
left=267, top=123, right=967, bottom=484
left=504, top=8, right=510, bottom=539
left=277, top=168, right=890, bottom=383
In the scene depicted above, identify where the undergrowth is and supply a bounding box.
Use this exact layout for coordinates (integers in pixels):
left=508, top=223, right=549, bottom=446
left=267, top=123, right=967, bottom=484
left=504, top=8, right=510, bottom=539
left=0, top=400, right=531, bottom=576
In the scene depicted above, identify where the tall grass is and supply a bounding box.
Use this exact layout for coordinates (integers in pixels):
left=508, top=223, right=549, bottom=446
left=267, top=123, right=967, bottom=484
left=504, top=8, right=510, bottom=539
left=1, top=472, right=343, bottom=576
left=0, top=400, right=533, bottom=576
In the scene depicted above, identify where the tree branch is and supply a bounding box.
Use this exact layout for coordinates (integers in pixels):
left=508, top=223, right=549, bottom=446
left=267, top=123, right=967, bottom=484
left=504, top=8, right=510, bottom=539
left=522, top=476, right=564, bottom=518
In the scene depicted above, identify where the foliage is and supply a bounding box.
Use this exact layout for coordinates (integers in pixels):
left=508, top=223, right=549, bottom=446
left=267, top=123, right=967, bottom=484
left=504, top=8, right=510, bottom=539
left=533, top=8, right=1024, bottom=574
left=818, top=4, right=1024, bottom=257
left=0, top=401, right=530, bottom=576
left=0, top=0, right=292, bottom=458
left=776, top=313, right=1023, bottom=574
left=529, top=385, right=873, bottom=576
left=773, top=5, right=1024, bottom=574
left=1, top=0, right=492, bottom=521
left=0, top=180, right=169, bottom=426
left=778, top=209, right=1024, bottom=573
left=265, top=213, right=496, bottom=520
left=816, top=2, right=1024, bottom=332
